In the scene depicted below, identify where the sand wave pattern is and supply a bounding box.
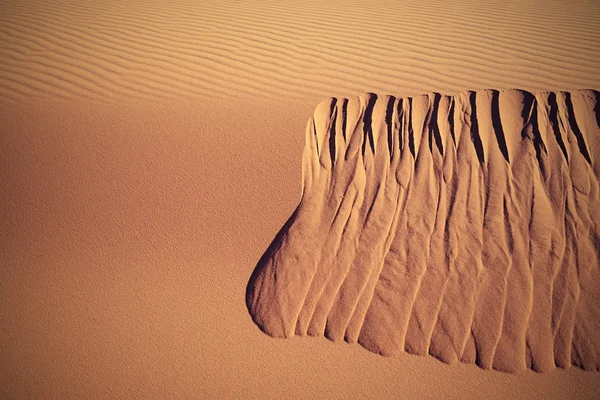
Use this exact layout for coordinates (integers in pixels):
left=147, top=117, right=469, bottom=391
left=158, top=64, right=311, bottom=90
left=247, top=89, right=600, bottom=373
left=1, top=0, right=599, bottom=101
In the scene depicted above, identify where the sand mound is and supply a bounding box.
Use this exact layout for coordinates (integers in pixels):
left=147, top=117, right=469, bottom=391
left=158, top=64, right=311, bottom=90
left=246, top=89, right=600, bottom=373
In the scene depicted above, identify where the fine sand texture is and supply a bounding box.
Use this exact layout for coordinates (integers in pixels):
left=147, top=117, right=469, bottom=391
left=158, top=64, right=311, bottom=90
left=2, top=0, right=600, bottom=101
left=247, top=89, right=600, bottom=374
left=3, top=0, right=600, bottom=399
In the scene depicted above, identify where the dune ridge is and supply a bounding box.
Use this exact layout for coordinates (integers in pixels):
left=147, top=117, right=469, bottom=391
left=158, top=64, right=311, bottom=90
left=246, top=89, right=600, bottom=373
left=1, top=0, right=600, bottom=102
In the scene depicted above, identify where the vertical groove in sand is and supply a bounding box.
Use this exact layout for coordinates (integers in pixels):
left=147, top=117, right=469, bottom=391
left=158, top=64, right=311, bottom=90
left=247, top=89, right=600, bottom=373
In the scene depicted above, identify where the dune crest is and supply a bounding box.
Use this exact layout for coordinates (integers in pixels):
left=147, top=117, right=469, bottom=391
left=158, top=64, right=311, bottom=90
left=246, top=89, right=600, bottom=373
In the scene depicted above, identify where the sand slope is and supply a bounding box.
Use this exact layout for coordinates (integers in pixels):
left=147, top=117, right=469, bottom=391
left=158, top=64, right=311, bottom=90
left=3, top=0, right=600, bottom=398
left=247, top=89, right=600, bottom=373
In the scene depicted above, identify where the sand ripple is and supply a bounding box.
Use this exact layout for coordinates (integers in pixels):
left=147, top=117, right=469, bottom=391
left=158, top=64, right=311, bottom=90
left=1, top=0, right=599, bottom=101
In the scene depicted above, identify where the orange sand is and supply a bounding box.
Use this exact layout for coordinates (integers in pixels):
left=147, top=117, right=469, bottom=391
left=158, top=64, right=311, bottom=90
left=247, top=90, right=600, bottom=373
left=2, top=0, right=600, bottom=398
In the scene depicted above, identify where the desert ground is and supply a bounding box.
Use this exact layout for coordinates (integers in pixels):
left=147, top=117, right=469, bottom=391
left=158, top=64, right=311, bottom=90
left=1, top=0, right=600, bottom=399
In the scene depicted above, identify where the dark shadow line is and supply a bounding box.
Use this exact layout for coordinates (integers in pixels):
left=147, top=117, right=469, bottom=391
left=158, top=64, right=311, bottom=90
left=362, top=94, right=378, bottom=156
left=529, top=98, right=547, bottom=176
left=593, top=90, right=600, bottom=130
left=564, top=92, right=592, bottom=164
left=547, top=92, right=569, bottom=162
left=386, top=95, right=396, bottom=157
left=341, top=98, right=348, bottom=142
left=397, top=97, right=405, bottom=151
left=408, top=97, right=415, bottom=157
left=429, top=92, right=444, bottom=155
left=491, top=90, right=510, bottom=163
left=469, top=92, right=485, bottom=163
left=328, top=98, right=338, bottom=167
left=448, top=97, right=456, bottom=146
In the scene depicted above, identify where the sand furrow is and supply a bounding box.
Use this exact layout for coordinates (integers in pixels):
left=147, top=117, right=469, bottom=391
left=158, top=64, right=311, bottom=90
left=247, top=89, right=600, bottom=373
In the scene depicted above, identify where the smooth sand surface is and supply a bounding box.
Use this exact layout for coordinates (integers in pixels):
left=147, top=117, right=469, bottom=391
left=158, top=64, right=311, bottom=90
left=2, top=0, right=600, bottom=399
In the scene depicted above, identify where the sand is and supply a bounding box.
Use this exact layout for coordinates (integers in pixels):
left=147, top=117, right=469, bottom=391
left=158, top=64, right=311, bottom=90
left=247, top=90, right=600, bottom=373
left=2, top=0, right=600, bottom=399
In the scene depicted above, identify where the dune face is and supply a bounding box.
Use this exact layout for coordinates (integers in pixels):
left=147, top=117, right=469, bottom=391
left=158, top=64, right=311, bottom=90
left=246, top=89, right=600, bottom=373
left=3, top=0, right=600, bottom=397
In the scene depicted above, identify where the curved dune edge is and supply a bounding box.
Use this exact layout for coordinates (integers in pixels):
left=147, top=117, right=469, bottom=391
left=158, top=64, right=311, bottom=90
left=246, top=89, right=600, bottom=373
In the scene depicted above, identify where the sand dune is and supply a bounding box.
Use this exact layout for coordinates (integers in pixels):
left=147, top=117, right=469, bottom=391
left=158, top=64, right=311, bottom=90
left=3, top=0, right=600, bottom=398
left=1, top=0, right=600, bottom=102
left=247, top=89, right=600, bottom=373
